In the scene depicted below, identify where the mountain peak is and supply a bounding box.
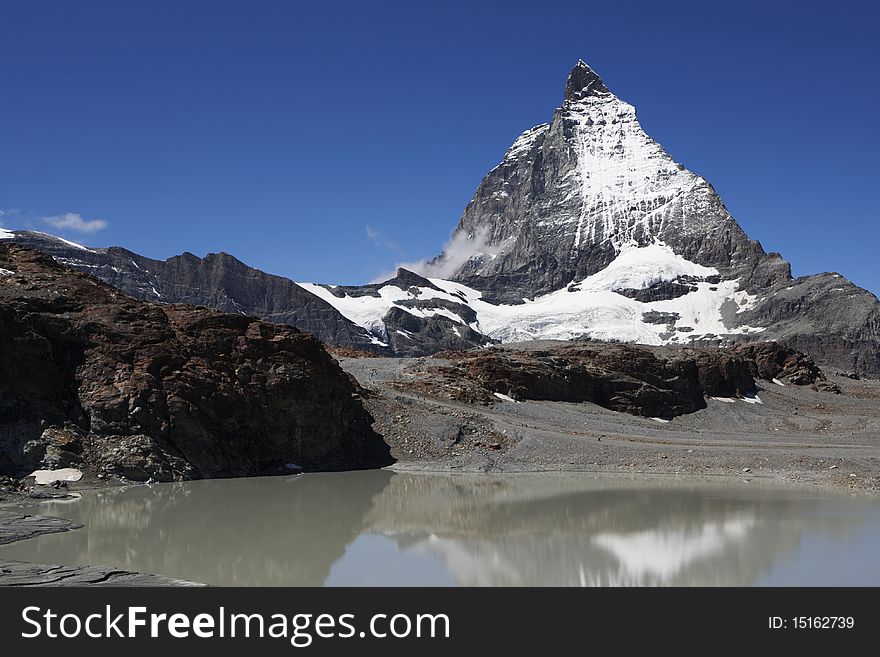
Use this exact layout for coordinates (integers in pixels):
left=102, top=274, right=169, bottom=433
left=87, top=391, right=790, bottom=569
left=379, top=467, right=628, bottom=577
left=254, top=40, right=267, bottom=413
left=563, top=59, right=609, bottom=102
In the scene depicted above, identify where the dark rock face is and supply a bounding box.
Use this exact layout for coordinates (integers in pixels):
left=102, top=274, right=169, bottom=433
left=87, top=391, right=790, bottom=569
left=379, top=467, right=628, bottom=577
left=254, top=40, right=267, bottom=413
left=5, top=231, right=387, bottom=355
left=641, top=311, right=681, bottom=326
left=563, top=59, right=610, bottom=101
left=731, top=342, right=824, bottom=386
left=0, top=244, right=391, bottom=481
left=380, top=306, right=491, bottom=357
left=398, top=344, right=741, bottom=419
left=739, top=273, right=880, bottom=379
left=394, top=341, right=826, bottom=420
left=615, top=278, right=697, bottom=303
left=324, top=268, right=445, bottom=299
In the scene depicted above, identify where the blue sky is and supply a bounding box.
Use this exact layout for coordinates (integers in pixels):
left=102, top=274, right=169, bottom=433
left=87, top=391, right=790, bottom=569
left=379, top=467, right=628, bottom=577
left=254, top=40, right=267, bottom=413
left=1, top=0, right=878, bottom=293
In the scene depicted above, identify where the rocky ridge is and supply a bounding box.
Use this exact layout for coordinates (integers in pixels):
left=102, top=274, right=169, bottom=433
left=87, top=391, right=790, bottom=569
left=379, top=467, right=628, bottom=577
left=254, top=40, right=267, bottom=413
left=2, top=230, right=386, bottom=354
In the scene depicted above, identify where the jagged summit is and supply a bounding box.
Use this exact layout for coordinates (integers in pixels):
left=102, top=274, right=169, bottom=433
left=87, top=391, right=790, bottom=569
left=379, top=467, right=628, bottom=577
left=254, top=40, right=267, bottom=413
left=563, top=59, right=609, bottom=102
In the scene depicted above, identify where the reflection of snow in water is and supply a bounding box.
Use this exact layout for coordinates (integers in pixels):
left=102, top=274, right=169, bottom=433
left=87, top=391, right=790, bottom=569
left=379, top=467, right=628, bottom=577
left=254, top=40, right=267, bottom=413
left=592, top=514, right=755, bottom=582
left=401, top=514, right=760, bottom=587
left=410, top=534, right=519, bottom=587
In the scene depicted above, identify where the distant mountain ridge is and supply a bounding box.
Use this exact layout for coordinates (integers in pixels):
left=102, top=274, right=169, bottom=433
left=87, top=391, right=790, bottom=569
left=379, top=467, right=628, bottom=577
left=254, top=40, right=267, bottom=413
left=2, top=230, right=490, bottom=357
left=4, top=60, right=879, bottom=376
left=1, top=229, right=387, bottom=354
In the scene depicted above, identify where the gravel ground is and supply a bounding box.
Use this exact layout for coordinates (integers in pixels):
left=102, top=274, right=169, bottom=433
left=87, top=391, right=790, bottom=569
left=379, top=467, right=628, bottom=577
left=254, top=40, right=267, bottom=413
left=341, top=356, right=880, bottom=492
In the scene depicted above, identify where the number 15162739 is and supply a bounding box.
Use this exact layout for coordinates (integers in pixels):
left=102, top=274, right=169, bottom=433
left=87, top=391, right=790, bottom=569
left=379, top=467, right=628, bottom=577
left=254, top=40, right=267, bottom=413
left=769, top=617, right=854, bottom=630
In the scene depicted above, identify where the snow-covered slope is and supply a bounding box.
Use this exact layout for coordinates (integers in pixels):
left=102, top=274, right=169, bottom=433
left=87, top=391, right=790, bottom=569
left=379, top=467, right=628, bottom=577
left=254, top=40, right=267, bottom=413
left=298, top=282, right=477, bottom=340
left=557, top=72, right=711, bottom=251
left=437, top=243, right=764, bottom=344
left=300, top=242, right=765, bottom=348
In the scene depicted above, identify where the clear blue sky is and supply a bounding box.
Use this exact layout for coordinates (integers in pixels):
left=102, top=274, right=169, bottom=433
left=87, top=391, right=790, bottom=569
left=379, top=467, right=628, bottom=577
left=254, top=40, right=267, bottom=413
left=1, top=0, right=878, bottom=293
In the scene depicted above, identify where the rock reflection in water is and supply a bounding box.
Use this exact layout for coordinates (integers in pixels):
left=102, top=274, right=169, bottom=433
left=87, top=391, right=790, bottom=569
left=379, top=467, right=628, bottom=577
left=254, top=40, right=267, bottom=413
left=1, top=471, right=392, bottom=586
left=364, top=473, right=876, bottom=586
left=1, top=471, right=877, bottom=586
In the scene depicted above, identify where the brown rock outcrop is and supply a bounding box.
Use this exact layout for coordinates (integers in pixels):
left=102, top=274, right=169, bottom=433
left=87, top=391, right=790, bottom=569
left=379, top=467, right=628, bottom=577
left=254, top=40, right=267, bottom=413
left=0, top=244, right=391, bottom=481
left=731, top=342, right=823, bottom=385
left=398, top=341, right=827, bottom=420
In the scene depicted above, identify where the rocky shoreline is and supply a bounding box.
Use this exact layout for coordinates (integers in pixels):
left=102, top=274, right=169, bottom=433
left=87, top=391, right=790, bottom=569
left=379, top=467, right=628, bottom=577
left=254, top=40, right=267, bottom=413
left=0, top=508, right=200, bottom=586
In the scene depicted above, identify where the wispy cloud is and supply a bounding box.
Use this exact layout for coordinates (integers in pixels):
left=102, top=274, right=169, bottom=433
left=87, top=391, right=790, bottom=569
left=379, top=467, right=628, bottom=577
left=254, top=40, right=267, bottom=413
left=370, top=226, right=497, bottom=283
left=0, top=209, right=23, bottom=232
left=43, top=212, right=108, bottom=234
left=366, top=225, right=401, bottom=253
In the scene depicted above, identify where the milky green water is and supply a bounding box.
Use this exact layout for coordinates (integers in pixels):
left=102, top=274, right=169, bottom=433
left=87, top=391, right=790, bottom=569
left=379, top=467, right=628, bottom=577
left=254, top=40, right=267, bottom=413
left=2, top=471, right=878, bottom=586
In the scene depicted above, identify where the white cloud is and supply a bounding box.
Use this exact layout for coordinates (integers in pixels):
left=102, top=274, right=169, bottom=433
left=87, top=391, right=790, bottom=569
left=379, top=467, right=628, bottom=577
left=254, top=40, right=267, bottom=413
left=43, top=212, right=108, bottom=233
left=370, top=226, right=497, bottom=283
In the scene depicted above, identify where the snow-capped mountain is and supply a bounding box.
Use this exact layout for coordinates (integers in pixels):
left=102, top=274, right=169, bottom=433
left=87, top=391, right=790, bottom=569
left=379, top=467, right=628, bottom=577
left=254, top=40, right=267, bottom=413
left=433, top=60, right=789, bottom=303
left=5, top=61, right=879, bottom=375
left=299, top=61, right=879, bottom=375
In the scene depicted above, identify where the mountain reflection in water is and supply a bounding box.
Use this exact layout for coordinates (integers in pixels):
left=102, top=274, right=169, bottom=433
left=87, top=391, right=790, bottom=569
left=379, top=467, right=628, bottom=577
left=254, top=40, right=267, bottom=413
left=1, top=471, right=877, bottom=586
